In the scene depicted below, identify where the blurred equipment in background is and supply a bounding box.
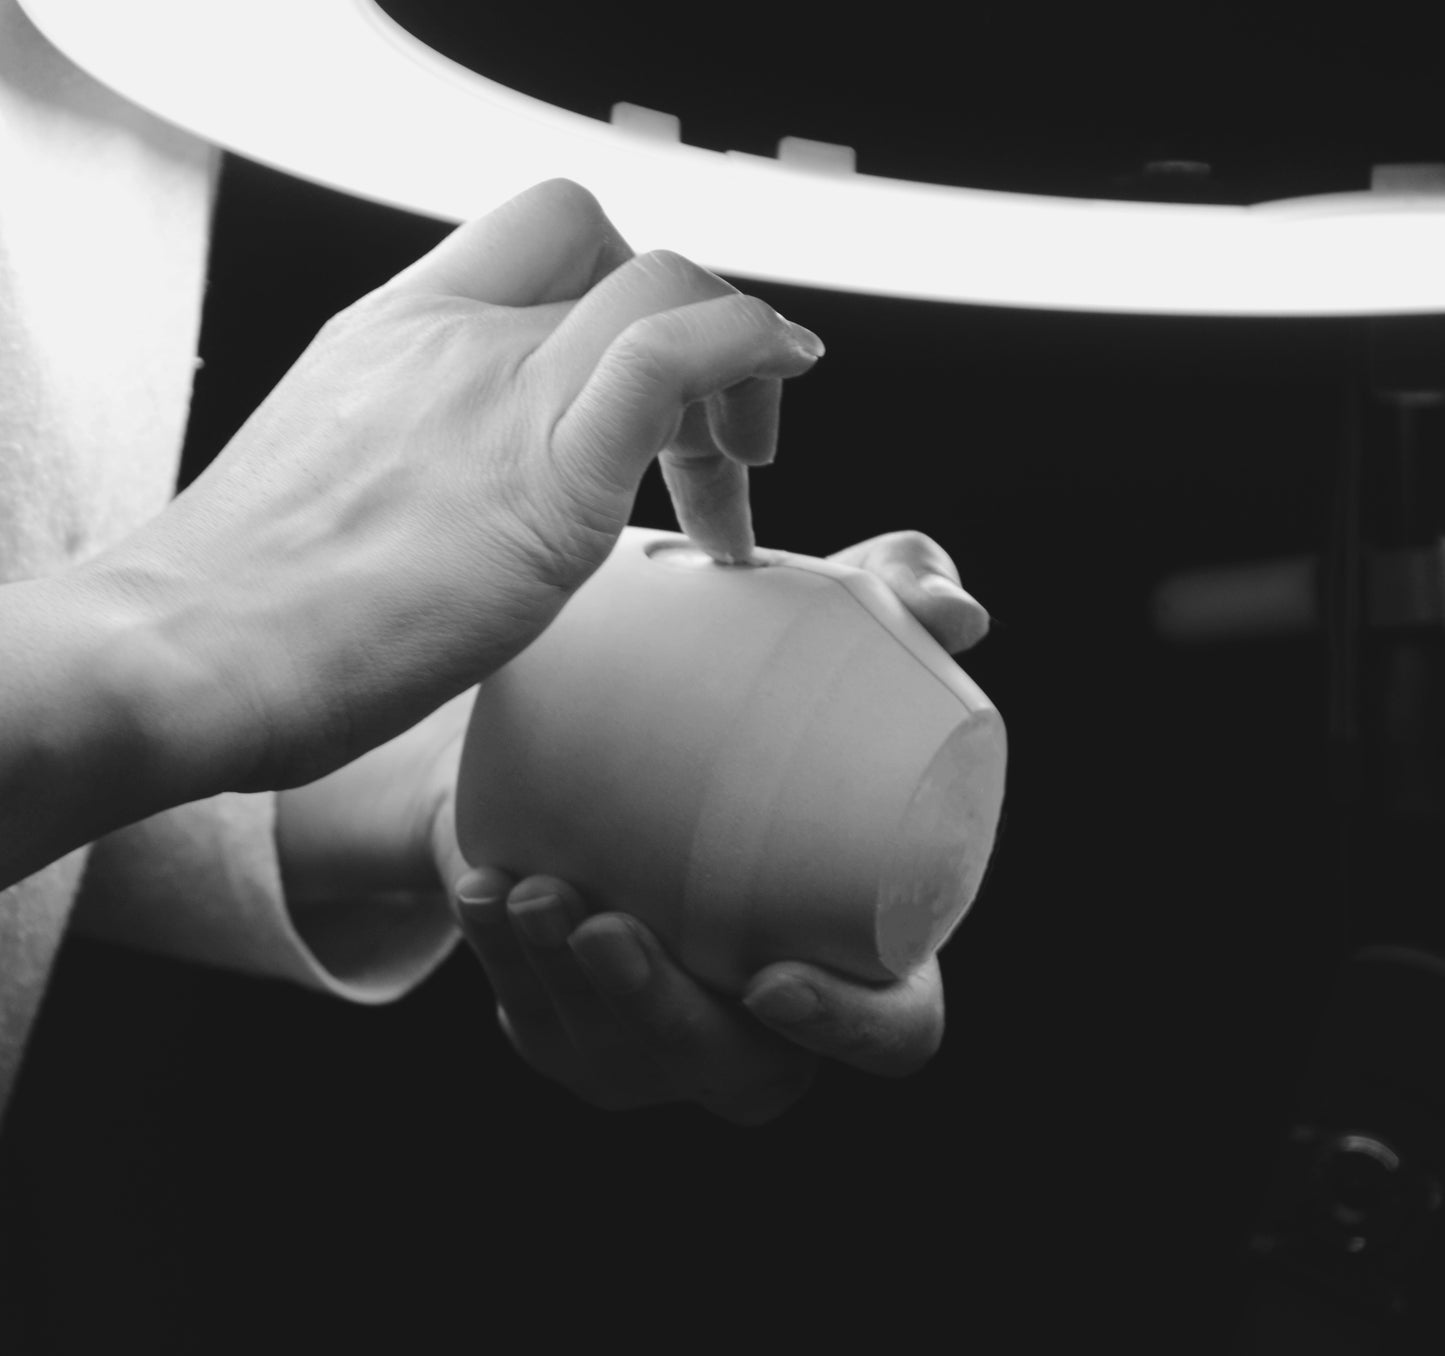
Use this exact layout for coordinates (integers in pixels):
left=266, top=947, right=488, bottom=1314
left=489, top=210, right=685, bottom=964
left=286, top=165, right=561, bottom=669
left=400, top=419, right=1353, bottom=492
left=1163, top=165, right=1445, bottom=1351
left=1233, top=949, right=1445, bottom=1355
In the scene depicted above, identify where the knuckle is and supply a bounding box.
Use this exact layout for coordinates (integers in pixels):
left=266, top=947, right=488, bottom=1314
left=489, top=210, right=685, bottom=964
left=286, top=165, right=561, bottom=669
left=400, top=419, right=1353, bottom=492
left=635, top=247, right=695, bottom=281
left=535, top=177, right=604, bottom=223
left=313, top=291, right=475, bottom=380
left=634, top=248, right=732, bottom=301
left=876, top=528, right=947, bottom=573
left=889, top=528, right=936, bottom=554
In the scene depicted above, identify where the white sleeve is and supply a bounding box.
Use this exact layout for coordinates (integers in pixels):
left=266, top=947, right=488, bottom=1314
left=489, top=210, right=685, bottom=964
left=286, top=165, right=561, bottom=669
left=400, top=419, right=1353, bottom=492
left=70, top=792, right=461, bottom=1003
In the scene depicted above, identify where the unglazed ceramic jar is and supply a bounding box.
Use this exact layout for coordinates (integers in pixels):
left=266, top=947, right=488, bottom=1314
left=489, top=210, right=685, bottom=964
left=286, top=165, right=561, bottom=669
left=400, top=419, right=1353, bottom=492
left=456, top=527, right=1006, bottom=993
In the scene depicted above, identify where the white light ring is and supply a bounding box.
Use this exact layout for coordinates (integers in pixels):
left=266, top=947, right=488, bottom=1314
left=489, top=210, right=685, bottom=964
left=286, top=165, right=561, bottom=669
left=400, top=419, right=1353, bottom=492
left=17, top=0, right=1445, bottom=315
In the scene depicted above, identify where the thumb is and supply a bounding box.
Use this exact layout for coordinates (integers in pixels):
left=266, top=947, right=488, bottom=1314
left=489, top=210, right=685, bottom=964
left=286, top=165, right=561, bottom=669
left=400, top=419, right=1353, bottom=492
left=743, top=958, right=946, bottom=1078
left=383, top=178, right=633, bottom=307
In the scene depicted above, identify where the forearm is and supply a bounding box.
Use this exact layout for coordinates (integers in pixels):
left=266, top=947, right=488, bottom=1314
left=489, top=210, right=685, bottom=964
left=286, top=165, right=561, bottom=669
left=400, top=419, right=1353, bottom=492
left=0, top=569, right=239, bottom=890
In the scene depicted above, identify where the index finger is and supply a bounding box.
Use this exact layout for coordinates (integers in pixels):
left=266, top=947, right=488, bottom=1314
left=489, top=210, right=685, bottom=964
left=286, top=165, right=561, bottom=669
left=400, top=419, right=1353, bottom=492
left=547, top=290, right=824, bottom=562
left=657, top=403, right=749, bottom=565
left=657, top=378, right=785, bottom=564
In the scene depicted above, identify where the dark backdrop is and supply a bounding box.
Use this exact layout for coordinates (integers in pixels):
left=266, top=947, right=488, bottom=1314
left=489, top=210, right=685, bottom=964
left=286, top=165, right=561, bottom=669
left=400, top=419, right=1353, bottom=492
left=5, top=4, right=1443, bottom=1351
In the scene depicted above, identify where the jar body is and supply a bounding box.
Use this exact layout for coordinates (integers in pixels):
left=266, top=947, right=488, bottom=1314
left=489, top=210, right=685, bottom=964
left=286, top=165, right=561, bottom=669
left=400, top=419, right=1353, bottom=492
left=456, top=528, right=1006, bottom=992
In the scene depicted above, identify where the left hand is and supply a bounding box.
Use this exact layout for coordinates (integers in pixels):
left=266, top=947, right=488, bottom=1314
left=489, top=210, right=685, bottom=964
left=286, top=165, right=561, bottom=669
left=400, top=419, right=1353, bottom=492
left=438, top=530, right=989, bottom=1125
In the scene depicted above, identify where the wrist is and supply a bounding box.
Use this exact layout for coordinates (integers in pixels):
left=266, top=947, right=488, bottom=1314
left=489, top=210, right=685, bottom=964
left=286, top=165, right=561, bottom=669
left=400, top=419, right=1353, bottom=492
left=0, top=568, right=239, bottom=884
left=51, top=561, right=256, bottom=804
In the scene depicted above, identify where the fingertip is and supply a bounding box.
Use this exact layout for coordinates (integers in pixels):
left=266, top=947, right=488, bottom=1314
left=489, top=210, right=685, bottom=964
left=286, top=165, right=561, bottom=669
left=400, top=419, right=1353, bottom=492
left=700, top=540, right=758, bottom=567
left=958, top=605, right=992, bottom=651
left=785, top=321, right=825, bottom=360
left=918, top=571, right=983, bottom=607
left=568, top=913, right=652, bottom=996
left=744, top=958, right=872, bottom=1021
left=508, top=874, right=585, bottom=910
left=452, top=869, right=511, bottom=940
left=742, top=970, right=822, bottom=1028
left=659, top=452, right=755, bottom=567
left=455, top=866, right=514, bottom=907
left=911, top=575, right=990, bottom=653
left=743, top=960, right=816, bottom=995
left=572, top=911, right=667, bottom=965
left=579, top=908, right=652, bottom=934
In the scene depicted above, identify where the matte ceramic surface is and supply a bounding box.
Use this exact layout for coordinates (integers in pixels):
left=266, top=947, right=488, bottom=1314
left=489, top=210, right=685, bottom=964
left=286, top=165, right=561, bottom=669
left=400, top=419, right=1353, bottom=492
left=456, top=527, right=1006, bottom=993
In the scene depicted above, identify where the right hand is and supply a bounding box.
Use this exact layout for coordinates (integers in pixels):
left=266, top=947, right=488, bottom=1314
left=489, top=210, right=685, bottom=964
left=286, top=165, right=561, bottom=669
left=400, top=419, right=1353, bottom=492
left=87, top=179, right=824, bottom=792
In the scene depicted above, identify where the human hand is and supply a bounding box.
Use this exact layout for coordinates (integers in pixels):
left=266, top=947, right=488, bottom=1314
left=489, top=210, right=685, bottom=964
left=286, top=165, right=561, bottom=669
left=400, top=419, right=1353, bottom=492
left=444, top=530, right=987, bottom=1123
left=87, top=179, right=823, bottom=797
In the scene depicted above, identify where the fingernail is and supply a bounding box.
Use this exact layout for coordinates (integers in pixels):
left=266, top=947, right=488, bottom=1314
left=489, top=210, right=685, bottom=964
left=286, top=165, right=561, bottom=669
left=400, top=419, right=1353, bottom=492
left=456, top=870, right=506, bottom=907
left=569, top=919, right=650, bottom=996
left=509, top=894, right=573, bottom=948
left=786, top=321, right=825, bottom=359
left=455, top=892, right=506, bottom=927
left=744, top=979, right=819, bottom=1026
left=455, top=875, right=507, bottom=924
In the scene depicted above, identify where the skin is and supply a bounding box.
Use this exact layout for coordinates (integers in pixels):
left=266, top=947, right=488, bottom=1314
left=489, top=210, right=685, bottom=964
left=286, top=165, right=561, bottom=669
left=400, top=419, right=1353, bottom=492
left=3, top=1, right=990, bottom=1124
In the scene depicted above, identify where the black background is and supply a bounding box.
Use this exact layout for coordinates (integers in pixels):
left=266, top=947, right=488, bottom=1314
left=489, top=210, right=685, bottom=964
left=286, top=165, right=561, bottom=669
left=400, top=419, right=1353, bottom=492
left=4, top=3, right=1443, bottom=1351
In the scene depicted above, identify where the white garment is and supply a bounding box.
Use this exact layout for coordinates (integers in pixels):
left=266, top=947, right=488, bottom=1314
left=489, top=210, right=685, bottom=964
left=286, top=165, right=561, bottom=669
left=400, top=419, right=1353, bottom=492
left=0, top=0, right=458, bottom=1123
